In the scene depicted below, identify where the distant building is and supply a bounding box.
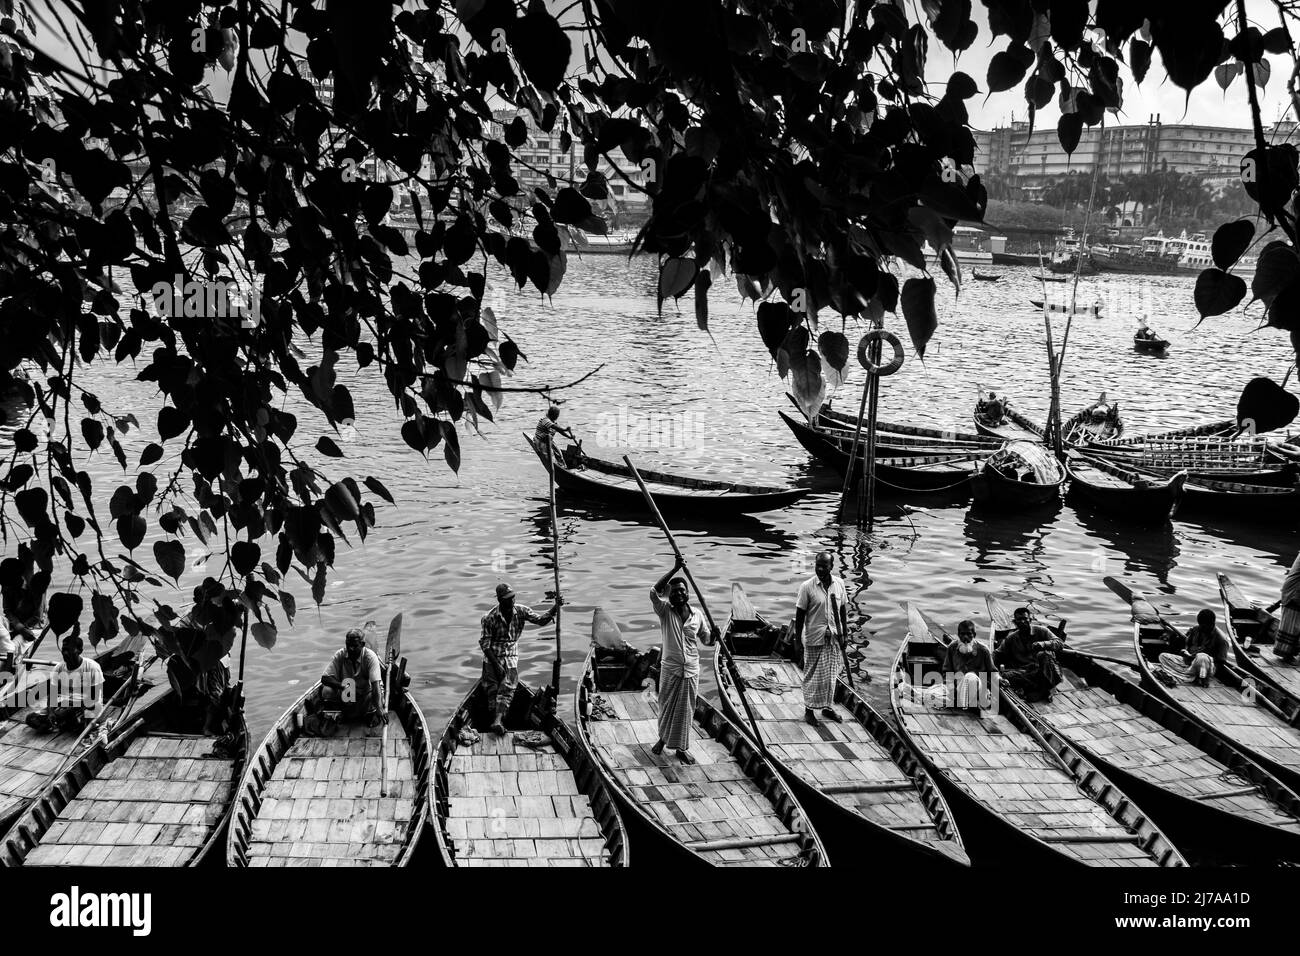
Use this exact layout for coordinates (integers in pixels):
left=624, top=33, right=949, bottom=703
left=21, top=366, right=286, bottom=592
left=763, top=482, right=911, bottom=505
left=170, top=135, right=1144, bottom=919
left=973, top=116, right=1264, bottom=187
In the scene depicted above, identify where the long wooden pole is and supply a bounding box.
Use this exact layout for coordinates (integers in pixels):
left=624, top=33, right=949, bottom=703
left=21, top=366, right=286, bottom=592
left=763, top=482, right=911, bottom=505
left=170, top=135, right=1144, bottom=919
left=547, top=460, right=563, bottom=693
left=837, top=370, right=872, bottom=521
left=862, top=330, right=883, bottom=530
left=623, top=455, right=768, bottom=756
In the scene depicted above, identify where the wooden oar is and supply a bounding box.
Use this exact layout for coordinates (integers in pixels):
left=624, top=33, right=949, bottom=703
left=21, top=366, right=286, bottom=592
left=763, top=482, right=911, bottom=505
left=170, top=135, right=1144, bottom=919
left=379, top=613, right=402, bottom=799
left=1104, top=576, right=1296, bottom=721
left=623, top=455, right=767, bottom=757
left=39, top=663, right=142, bottom=791
left=547, top=452, right=563, bottom=694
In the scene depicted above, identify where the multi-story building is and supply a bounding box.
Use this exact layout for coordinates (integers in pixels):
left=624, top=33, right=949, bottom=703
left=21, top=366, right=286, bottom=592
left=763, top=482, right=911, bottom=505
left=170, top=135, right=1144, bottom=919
left=973, top=116, right=1266, bottom=191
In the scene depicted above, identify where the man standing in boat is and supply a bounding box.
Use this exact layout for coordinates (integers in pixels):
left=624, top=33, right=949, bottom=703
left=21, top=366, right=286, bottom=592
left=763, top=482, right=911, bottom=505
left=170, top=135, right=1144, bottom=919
left=480, top=583, right=562, bottom=736
left=649, top=558, right=717, bottom=764
left=995, top=608, right=1062, bottom=701
left=793, top=551, right=849, bottom=726
left=534, top=404, right=576, bottom=471
left=1275, top=552, right=1300, bottom=664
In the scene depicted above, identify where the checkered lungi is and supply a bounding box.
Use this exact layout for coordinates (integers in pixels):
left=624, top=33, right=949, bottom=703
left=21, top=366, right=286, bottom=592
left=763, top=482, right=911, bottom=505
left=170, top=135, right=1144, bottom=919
left=1158, top=652, right=1215, bottom=683
left=657, top=667, right=697, bottom=750
left=802, top=642, right=841, bottom=710
left=481, top=659, right=519, bottom=723
left=1278, top=606, right=1300, bottom=659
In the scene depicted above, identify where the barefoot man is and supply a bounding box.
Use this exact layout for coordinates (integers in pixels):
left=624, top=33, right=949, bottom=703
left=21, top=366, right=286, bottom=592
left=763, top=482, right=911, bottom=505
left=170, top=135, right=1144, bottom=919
left=793, top=551, right=849, bottom=726
left=649, top=557, right=717, bottom=764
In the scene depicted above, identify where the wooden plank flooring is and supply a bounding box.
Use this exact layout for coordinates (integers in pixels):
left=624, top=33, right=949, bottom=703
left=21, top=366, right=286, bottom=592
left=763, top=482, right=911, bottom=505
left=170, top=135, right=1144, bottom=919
left=584, top=690, right=804, bottom=865
left=1242, top=648, right=1300, bottom=700
left=244, top=714, right=414, bottom=866
left=1163, top=681, right=1300, bottom=775
left=727, top=658, right=947, bottom=846
left=896, top=696, right=1159, bottom=865
left=24, top=734, right=237, bottom=867
left=1033, top=681, right=1300, bottom=832
left=443, top=731, right=610, bottom=866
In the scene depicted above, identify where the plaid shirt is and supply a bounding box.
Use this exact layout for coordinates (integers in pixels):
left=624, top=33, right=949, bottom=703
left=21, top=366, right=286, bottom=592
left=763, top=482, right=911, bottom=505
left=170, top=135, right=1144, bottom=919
left=480, top=604, right=553, bottom=669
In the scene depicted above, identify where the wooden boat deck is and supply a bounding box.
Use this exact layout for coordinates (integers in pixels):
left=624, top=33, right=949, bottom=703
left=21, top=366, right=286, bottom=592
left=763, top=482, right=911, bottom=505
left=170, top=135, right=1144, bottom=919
left=582, top=690, right=809, bottom=865
left=1236, top=644, right=1300, bottom=700
left=1149, top=680, right=1300, bottom=778
left=243, top=714, right=415, bottom=866
left=442, top=731, right=611, bottom=866
left=1220, top=575, right=1300, bottom=701
left=1031, top=675, right=1300, bottom=834
left=20, top=732, right=239, bottom=867
left=895, top=699, right=1162, bottom=865
left=728, top=657, right=948, bottom=845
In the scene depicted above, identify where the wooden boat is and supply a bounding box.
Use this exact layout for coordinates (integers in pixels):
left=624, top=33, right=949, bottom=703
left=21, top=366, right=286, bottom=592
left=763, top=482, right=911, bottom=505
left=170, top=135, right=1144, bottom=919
left=1030, top=297, right=1102, bottom=316
left=1014, top=648, right=1300, bottom=860
left=1133, top=333, right=1169, bottom=355
left=891, top=605, right=1187, bottom=866
left=0, top=634, right=169, bottom=836
left=714, top=589, right=969, bottom=866
left=809, top=421, right=997, bottom=460
left=433, top=677, right=628, bottom=866
left=972, top=271, right=1002, bottom=282
left=227, top=649, right=432, bottom=866
left=1035, top=273, right=1069, bottom=283
left=574, top=637, right=827, bottom=866
left=972, top=393, right=1045, bottom=441
left=1091, top=419, right=1238, bottom=447
left=1063, top=450, right=1185, bottom=522
left=780, top=412, right=979, bottom=492
left=971, top=440, right=1064, bottom=508
left=1129, top=591, right=1300, bottom=793
left=815, top=403, right=1001, bottom=447
left=0, top=687, right=246, bottom=867
left=1180, top=475, right=1300, bottom=516
left=1219, top=573, right=1300, bottom=702
left=1061, top=395, right=1123, bottom=444
left=524, top=433, right=808, bottom=515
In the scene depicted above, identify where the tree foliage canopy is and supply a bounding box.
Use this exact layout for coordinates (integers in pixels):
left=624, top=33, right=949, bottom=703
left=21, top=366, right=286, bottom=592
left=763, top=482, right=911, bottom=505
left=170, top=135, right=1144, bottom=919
left=0, top=0, right=1296, bottom=669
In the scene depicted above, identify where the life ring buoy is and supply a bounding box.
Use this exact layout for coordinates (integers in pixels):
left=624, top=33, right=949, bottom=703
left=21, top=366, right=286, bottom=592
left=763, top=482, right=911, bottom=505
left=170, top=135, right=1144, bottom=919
left=857, top=330, right=905, bottom=376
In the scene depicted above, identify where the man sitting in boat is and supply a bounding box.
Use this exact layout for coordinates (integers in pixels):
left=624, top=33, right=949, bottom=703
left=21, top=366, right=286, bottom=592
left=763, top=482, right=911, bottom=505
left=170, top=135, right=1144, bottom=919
left=649, top=558, right=717, bottom=764
left=792, top=551, right=848, bottom=727
left=534, top=405, right=576, bottom=471
left=479, top=583, right=561, bottom=736
left=1276, top=552, right=1300, bottom=664
left=995, top=608, right=1062, bottom=701
left=1158, top=609, right=1231, bottom=688
left=0, top=612, right=33, bottom=676
left=320, top=628, right=385, bottom=727
left=940, top=620, right=996, bottom=710
left=26, top=633, right=104, bottom=733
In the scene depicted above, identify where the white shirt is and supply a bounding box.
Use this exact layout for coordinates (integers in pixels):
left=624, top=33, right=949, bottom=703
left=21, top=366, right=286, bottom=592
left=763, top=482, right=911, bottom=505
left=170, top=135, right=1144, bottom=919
left=0, top=618, right=13, bottom=657
left=797, top=575, right=848, bottom=646
left=52, top=657, right=105, bottom=717
left=650, top=587, right=709, bottom=678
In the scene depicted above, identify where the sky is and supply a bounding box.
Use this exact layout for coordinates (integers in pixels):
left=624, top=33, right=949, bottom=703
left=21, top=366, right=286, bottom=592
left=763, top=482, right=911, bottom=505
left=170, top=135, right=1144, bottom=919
left=22, top=0, right=1297, bottom=132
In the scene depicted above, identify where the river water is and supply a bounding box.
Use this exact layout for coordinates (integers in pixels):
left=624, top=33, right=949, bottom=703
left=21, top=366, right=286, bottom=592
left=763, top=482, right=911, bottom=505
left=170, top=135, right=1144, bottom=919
left=4, top=255, right=1296, bottom=739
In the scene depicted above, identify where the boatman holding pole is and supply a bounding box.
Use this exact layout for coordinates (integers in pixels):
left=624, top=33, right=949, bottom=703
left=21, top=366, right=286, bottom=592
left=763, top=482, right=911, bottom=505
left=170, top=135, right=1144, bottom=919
left=480, top=583, right=562, bottom=736
left=534, top=404, right=576, bottom=470
left=649, top=557, right=717, bottom=764
left=792, top=552, right=849, bottom=726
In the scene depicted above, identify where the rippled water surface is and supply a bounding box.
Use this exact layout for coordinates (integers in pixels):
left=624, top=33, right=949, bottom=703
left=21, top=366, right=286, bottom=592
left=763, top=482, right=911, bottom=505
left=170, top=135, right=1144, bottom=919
left=8, top=256, right=1298, bottom=739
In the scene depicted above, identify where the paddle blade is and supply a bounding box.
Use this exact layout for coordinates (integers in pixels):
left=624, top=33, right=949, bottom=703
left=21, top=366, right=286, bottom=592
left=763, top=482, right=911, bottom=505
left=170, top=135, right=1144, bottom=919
left=730, top=583, right=757, bottom=623
left=984, top=593, right=1012, bottom=630
left=1102, top=576, right=1135, bottom=607
left=385, top=613, right=402, bottom=662
left=906, top=603, right=946, bottom=642
left=591, top=608, right=624, bottom=650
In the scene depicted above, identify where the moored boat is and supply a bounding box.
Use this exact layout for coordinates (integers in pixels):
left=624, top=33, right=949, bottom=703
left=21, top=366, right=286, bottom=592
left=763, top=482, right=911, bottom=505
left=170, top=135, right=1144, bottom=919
left=227, top=628, right=432, bottom=867
left=433, top=678, right=628, bottom=867
left=1179, top=475, right=1300, bottom=517
left=1218, top=573, right=1300, bottom=703
left=971, top=440, right=1064, bottom=509
left=1030, top=297, right=1102, bottom=316
left=525, top=433, right=808, bottom=514
left=972, top=391, right=1045, bottom=441
left=0, top=684, right=246, bottom=867
left=1127, top=589, right=1300, bottom=793
left=574, top=631, right=827, bottom=866
left=815, top=402, right=1001, bottom=447
left=0, top=634, right=167, bottom=836
left=891, top=605, right=1187, bottom=866
left=1061, top=395, right=1123, bottom=444
left=779, top=413, right=979, bottom=493
left=1063, top=451, right=1185, bottom=522
left=715, top=587, right=969, bottom=866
